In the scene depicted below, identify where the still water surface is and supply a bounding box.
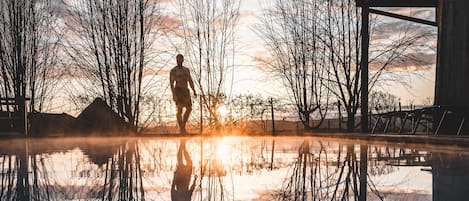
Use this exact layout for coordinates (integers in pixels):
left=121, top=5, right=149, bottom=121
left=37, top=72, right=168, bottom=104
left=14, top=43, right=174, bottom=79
left=0, top=136, right=467, bottom=201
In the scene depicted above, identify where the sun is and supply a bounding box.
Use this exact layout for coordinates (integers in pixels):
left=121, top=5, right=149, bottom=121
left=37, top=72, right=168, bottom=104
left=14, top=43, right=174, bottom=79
left=217, top=105, right=230, bottom=120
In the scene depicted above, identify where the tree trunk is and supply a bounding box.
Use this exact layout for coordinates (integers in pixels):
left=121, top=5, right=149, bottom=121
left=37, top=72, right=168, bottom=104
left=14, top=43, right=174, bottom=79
left=302, top=112, right=311, bottom=131
left=346, top=111, right=355, bottom=132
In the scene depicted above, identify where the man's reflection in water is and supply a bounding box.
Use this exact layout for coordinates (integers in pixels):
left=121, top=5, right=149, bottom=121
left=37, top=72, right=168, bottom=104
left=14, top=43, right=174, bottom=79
left=171, top=140, right=197, bottom=201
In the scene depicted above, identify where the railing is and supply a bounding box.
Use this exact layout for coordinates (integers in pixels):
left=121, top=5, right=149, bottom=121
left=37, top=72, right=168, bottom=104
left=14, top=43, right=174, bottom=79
left=371, top=105, right=467, bottom=135
left=0, top=97, right=30, bottom=135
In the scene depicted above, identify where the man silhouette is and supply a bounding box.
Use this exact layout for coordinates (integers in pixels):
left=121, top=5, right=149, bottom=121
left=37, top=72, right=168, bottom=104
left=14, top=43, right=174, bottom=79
left=171, top=140, right=197, bottom=201
left=170, top=54, right=197, bottom=134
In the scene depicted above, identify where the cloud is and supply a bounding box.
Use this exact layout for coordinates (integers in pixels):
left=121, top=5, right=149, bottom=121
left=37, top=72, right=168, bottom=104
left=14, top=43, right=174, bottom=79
left=251, top=51, right=274, bottom=71
left=382, top=7, right=435, bottom=21
left=370, top=52, right=436, bottom=72
left=239, top=10, right=257, bottom=19
left=369, top=14, right=437, bottom=73
left=160, top=15, right=181, bottom=30
left=143, top=68, right=170, bottom=77
left=370, top=7, right=437, bottom=43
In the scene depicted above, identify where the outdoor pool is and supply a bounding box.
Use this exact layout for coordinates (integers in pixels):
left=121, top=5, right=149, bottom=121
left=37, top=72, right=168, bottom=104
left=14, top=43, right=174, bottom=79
left=0, top=136, right=466, bottom=201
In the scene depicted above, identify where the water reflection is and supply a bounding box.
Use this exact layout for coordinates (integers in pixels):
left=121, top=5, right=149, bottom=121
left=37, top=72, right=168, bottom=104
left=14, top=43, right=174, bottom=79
left=101, top=140, right=145, bottom=201
left=0, top=137, right=466, bottom=200
left=0, top=141, right=55, bottom=201
left=171, top=140, right=196, bottom=201
left=275, top=141, right=368, bottom=201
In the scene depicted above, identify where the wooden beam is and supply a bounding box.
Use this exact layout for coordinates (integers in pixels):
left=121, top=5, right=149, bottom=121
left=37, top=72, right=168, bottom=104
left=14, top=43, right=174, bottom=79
left=370, top=9, right=437, bottom=26
left=361, top=6, right=370, bottom=133
left=357, top=0, right=437, bottom=7
left=435, top=0, right=469, bottom=134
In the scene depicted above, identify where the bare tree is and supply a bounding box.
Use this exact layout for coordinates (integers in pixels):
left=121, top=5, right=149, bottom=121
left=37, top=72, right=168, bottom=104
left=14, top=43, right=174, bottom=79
left=259, top=0, right=433, bottom=132
left=369, top=90, right=398, bottom=113
left=64, top=0, right=162, bottom=129
left=322, top=0, right=433, bottom=131
left=257, top=0, right=332, bottom=130
left=176, top=0, right=240, bottom=128
left=0, top=0, right=62, bottom=113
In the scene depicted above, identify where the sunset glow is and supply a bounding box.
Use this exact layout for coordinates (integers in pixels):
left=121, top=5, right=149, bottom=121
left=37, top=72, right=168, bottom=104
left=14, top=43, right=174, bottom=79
left=2, top=0, right=466, bottom=200
left=0, top=137, right=450, bottom=200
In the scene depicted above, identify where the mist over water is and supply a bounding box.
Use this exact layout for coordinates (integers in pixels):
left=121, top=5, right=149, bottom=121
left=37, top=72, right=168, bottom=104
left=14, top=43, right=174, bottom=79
left=0, top=136, right=466, bottom=201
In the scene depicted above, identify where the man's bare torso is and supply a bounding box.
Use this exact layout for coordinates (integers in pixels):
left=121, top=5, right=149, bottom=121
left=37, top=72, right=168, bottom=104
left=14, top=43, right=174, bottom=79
left=170, top=66, right=190, bottom=88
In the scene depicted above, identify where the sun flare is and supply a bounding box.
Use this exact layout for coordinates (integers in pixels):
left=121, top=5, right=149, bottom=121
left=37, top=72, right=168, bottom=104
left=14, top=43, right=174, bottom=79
left=215, top=138, right=237, bottom=168
left=216, top=141, right=230, bottom=160
left=217, top=105, right=230, bottom=121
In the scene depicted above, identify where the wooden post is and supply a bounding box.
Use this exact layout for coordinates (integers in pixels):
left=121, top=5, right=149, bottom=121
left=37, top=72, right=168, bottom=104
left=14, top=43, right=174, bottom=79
left=338, top=101, right=342, bottom=130
left=359, top=144, right=368, bottom=201
left=270, top=98, right=275, bottom=135
left=200, top=95, right=203, bottom=134
left=360, top=4, right=370, bottom=133
left=17, top=96, right=27, bottom=135
left=23, top=98, right=27, bottom=135
left=270, top=140, right=275, bottom=170
left=199, top=139, right=203, bottom=200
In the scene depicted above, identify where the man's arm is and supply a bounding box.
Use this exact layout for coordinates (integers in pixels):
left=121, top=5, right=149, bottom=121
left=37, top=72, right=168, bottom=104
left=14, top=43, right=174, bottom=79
left=189, top=175, right=197, bottom=194
left=187, top=69, right=197, bottom=96
left=170, top=69, right=176, bottom=100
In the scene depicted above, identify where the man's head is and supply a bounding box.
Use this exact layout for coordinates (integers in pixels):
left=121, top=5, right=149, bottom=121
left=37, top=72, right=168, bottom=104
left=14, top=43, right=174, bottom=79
left=176, top=54, right=184, bottom=66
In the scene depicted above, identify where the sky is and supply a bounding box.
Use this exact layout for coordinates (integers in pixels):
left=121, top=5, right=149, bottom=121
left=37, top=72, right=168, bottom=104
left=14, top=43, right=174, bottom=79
left=233, top=3, right=437, bottom=104
left=237, top=4, right=437, bottom=105
left=47, top=0, right=438, bottom=115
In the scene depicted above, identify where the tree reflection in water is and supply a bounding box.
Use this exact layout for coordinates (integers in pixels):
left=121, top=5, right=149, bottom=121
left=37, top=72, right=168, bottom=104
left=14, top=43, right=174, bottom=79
left=0, top=141, right=56, bottom=201
left=0, top=137, right=468, bottom=200
left=194, top=138, right=229, bottom=201
left=0, top=139, right=146, bottom=201
left=101, top=140, right=145, bottom=201
left=276, top=141, right=369, bottom=201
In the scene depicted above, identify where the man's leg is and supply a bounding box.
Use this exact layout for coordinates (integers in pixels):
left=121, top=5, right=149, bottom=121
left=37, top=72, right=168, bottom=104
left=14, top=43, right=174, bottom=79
left=177, top=141, right=183, bottom=163
left=182, top=106, right=192, bottom=133
left=180, top=140, right=192, bottom=165
left=177, top=106, right=183, bottom=133
left=182, top=145, right=192, bottom=166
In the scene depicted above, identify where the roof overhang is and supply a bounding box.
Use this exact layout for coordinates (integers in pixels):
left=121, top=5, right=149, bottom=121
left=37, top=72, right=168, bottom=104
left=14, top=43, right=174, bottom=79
left=356, top=0, right=438, bottom=7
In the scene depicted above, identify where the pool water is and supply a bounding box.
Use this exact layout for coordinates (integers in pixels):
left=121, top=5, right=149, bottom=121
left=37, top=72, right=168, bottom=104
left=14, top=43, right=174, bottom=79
left=0, top=136, right=467, bottom=201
